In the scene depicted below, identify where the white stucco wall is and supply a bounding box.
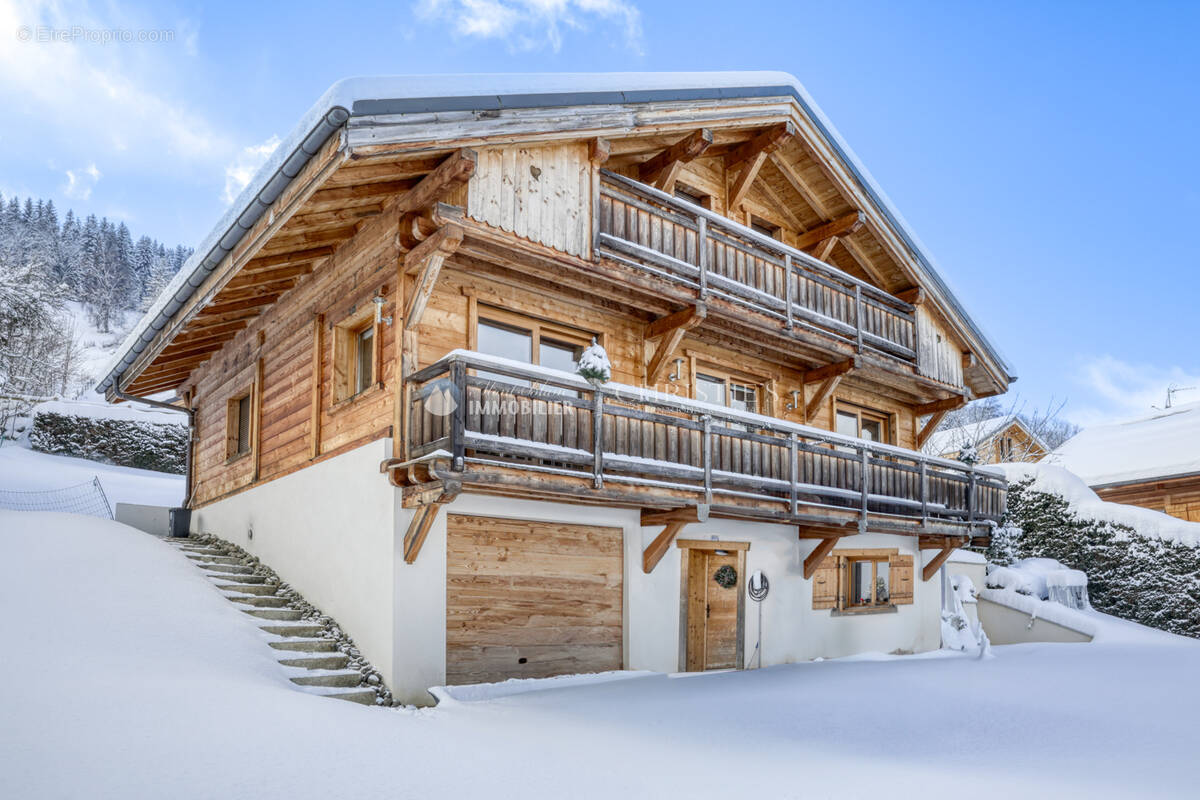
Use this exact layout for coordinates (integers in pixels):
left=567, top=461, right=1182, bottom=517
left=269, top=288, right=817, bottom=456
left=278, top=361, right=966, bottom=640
left=976, top=598, right=1094, bottom=645
left=408, top=496, right=943, bottom=695
left=189, top=439, right=398, bottom=691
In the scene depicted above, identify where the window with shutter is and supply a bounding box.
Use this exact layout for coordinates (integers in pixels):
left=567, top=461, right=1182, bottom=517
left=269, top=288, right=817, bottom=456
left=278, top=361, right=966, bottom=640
left=813, top=549, right=914, bottom=612
left=225, top=389, right=254, bottom=462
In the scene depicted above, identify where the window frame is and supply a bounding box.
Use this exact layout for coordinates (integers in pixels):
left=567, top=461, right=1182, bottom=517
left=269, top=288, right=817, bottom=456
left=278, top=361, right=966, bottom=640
left=474, top=305, right=598, bottom=374
left=834, top=401, right=893, bottom=445
left=690, top=362, right=766, bottom=415
left=225, top=388, right=254, bottom=463
left=332, top=305, right=380, bottom=405
left=834, top=549, right=899, bottom=615
left=673, top=183, right=712, bottom=210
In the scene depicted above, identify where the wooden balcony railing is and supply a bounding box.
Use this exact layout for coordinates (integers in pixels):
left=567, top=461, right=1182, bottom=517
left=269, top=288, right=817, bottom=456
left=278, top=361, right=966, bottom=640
left=596, top=170, right=919, bottom=366
left=406, top=352, right=1005, bottom=535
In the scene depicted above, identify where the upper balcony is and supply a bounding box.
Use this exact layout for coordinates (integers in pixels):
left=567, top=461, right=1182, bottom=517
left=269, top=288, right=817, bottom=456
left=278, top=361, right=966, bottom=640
left=395, top=351, right=1004, bottom=566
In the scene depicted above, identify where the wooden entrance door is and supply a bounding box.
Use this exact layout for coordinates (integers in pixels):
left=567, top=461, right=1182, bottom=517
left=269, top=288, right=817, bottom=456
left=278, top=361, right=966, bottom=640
left=682, top=542, right=748, bottom=671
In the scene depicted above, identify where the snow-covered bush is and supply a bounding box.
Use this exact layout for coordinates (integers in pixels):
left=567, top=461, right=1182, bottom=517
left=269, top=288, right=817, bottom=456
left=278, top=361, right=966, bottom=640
left=998, top=477, right=1200, bottom=638
left=577, top=339, right=611, bottom=384
left=29, top=402, right=187, bottom=474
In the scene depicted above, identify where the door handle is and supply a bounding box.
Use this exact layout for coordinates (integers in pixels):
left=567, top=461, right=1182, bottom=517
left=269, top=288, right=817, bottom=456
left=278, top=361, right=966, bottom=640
left=706, top=602, right=710, bottom=618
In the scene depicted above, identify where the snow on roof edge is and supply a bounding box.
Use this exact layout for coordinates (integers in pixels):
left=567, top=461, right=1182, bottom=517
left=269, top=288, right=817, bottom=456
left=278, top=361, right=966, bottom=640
left=97, top=71, right=1014, bottom=395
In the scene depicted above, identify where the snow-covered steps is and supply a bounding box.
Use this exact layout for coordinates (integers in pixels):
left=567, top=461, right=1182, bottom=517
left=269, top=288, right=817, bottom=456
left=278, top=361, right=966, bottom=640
left=162, top=536, right=392, bottom=706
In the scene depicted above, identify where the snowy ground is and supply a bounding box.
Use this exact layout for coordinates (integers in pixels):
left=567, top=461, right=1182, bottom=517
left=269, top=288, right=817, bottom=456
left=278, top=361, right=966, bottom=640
left=0, top=444, right=183, bottom=507
left=2, top=512, right=1198, bottom=799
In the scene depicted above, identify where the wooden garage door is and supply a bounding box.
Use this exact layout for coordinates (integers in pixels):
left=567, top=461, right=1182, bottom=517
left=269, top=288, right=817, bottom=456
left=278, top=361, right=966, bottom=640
left=446, top=515, right=623, bottom=685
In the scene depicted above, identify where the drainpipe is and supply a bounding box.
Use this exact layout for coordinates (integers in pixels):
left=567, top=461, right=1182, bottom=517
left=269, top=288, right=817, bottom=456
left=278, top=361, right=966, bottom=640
left=112, top=386, right=195, bottom=510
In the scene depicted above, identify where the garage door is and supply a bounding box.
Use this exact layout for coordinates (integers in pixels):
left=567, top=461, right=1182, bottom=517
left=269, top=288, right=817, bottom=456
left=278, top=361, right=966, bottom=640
left=446, top=514, right=623, bottom=685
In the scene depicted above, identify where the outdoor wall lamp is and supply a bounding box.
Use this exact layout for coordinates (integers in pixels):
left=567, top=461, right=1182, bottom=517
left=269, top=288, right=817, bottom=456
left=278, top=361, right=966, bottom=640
left=372, top=295, right=393, bottom=326
left=668, top=358, right=685, bottom=382
left=785, top=390, right=802, bottom=412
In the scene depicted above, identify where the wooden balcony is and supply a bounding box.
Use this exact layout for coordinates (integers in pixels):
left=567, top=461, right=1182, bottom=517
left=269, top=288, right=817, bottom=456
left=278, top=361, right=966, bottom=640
left=401, top=352, right=1004, bottom=540
left=595, top=170, right=926, bottom=372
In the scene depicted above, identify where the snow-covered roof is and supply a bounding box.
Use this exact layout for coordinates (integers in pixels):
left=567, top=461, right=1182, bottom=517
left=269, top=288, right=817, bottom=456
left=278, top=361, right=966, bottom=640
left=1044, top=401, right=1200, bottom=487
left=925, top=416, right=1045, bottom=457
left=97, top=72, right=1014, bottom=396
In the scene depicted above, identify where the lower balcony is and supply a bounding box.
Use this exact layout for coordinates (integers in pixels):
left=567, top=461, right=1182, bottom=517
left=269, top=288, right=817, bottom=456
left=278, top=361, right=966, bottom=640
left=396, top=351, right=1004, bottom=547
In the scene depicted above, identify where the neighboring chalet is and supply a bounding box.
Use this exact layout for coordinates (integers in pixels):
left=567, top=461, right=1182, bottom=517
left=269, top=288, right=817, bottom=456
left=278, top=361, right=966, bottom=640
left=925, top=416, right=1048, bottom=464
left=99, top=73, right=1014, bottom=704
left=1049, top=402, right=1200, bottom=522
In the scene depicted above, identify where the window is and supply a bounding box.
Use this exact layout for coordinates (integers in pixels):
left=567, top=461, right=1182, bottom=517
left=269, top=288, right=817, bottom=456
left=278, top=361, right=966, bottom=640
left=695, top=370, right=760, bottom=415
left=996, top=436, right=1014, bottom=461
left=474, top=307, right=594, bottom=393
left=674, top=185, right=711, bottom=209
left=333, top=306, right=378, bottom=403
left=835, top=403, right=891, bottom=444
left=355, top=326, right=375, bottom=396
left=750, top=217, right=780, bottom=239
left=848, top=557, right=890, bottom=607
left=811, top=549, right=913, bottom=612
left=225, top=391, right=252, bottom=461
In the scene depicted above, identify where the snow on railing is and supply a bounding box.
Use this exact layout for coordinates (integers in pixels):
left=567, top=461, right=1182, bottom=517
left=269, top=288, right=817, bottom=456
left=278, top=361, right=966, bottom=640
left=406, top=350, right=1005, bottom=531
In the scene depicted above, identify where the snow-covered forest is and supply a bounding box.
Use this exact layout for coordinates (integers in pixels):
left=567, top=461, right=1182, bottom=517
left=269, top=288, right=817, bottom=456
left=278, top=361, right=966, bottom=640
left=0, top=194, right=191, bottom=401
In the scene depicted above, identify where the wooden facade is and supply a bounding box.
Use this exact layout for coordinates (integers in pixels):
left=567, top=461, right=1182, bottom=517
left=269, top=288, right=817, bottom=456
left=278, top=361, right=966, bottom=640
left=1094, top=475, right=1200, bottom=523
left=106, top=83, right=1011, bottom=546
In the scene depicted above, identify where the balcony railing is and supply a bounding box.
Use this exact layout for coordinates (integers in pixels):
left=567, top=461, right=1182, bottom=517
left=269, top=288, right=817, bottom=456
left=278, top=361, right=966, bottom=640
left=596, top=170, right=918, bottom=366
left=406, top=351, right=1005, bottom=535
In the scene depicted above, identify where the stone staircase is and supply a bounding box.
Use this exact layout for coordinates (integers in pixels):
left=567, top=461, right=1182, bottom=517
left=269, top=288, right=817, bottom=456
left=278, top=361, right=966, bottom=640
left=164, top=536, right=391, bottom=706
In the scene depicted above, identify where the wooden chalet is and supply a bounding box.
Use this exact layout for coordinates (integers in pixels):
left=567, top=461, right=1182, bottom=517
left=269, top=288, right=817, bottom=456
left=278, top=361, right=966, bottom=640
left=926, top=416, right=1048, bottom=464
left=100, top=73, right=1014, bottom=703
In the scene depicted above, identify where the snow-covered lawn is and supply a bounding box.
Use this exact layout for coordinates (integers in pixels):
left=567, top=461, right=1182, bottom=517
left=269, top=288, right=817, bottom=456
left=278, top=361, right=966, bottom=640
left=0, top=444, right=183, bottom=507
left=2, top=511, right=1198, bottom=799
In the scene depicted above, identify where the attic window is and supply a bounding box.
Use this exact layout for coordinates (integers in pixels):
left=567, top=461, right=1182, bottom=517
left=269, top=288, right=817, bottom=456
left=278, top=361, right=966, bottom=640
left=750, top=217, right=780, bottom=239
left=674, top=185, right=710, bottom=209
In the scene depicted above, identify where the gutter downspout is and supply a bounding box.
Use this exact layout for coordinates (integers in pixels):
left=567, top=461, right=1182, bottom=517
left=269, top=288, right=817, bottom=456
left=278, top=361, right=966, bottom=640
left=112, top=387, right=195, bottom=509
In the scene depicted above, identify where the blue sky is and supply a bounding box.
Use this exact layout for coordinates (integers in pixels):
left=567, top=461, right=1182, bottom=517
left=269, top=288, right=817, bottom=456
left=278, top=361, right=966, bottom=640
left=2, top=0, right=1197, bottom=425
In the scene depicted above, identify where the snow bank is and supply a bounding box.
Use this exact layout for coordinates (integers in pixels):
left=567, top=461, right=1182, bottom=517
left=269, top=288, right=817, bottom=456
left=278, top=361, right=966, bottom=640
left=0, top=444, right=183, bottom=507
left=431, top=670, right=655, bottom=705
left=998, top=462, right=1200, bottom=547
left=3, top=512, right=1199, bottom=798
left=31, top=397, right=185, bottom=426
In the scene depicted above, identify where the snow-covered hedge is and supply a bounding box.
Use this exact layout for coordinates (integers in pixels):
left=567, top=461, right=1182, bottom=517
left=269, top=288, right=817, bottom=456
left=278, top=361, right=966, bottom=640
left=29, top=401, right=187, bottom=475
left=992, top=474, right=1200, bottom=638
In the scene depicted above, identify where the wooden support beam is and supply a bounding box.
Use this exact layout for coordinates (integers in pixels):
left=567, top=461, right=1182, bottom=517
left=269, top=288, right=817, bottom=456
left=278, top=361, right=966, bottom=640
left=814, top=235, right=839, bottom=262
left=402, top=485, right=459, bottom=564
left=589, top=137, right=611, bottom=166
left=922, top=543, right=958, bottom=581
left=395, top=149, right=476, bottom=217
left=895, top=287, right=925, bottom=305
left=795, top=211, right=865, bottom=252
left=768, top=152, right=830, bottom=220
left=802, top=356, right=859, bottom=386
left=803, top=536, right=839, bottom=579
left=639, top=129, right=713, bottom=193
left=916, top=409, right=948, bottom=450
left=805, top=375, right=842, bottom=420
left=645, top=303, right=706, bottom=384
left=725, top=123, right=794, bottom=210
left=403, top=224, right=463, bottom=328
left=914, top=395, right=968, bottom=416
left=641, top=504, right=709, bottom=527
left=643, top=521, right=688, bottom=574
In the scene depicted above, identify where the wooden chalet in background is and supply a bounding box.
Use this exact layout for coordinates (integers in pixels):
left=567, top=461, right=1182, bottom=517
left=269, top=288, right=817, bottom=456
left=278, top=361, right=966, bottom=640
left=99, top=73, right=1015, bottom=703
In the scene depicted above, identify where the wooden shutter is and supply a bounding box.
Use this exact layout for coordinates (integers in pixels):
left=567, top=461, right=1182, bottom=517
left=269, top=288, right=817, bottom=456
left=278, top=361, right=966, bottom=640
left=812, top=556, right=839, bottom=609
left=889, top=554, right=914, bottom=604
left=237, top=395, right=252, bottom=454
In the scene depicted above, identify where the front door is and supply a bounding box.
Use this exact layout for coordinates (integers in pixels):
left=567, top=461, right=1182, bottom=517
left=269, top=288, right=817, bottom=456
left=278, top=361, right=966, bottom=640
left=684, top=545, right=746, bottom=671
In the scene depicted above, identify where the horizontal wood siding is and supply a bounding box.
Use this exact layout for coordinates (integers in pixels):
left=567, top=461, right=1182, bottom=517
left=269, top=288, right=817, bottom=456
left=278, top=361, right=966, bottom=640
left=467, top=142, right=591, bottom=258
left=446, top=514, right=623, bottom=685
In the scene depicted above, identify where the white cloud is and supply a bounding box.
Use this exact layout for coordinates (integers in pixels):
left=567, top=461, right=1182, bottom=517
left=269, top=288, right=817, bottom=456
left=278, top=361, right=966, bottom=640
left=1069, top=355, right=1200, bottom=426
left=62, top=163, right=102, bottom=200
left=416, top=0, right=642, bottom=53
left=222, top=136, right=281, bottom=205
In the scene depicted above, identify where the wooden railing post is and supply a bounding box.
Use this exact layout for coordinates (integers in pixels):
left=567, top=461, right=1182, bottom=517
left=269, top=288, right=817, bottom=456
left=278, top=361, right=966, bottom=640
left=702, top=415, right=713, bottom=505
left=788, top=432, right=798, bottom=516
left=967, top=464, right=977, bottom=527
left=592, top=389, right=604, bottom=489
left=784, top=254, right=794, bottom=331
left=919, top=459, right=929, bottom=528
left=854, top=284, right=864, bottom=354
left=448, top=360, right=466, bottom=471
left=859, top=446, right=869, bottom=534
left=697, top=215, right=708, bottom=299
